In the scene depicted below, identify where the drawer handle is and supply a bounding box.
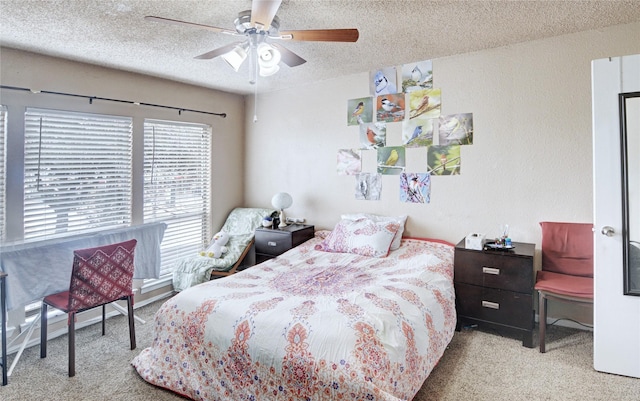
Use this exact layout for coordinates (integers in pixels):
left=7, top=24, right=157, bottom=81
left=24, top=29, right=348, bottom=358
left=482, top=267, right=500, bottom=275
left=482, top=300, right=500, bottom=310
left=267, top=241, right=277, bottom=247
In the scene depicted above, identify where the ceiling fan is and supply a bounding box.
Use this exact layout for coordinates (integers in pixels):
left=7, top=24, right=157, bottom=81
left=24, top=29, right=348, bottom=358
left=145, top=0, right=359, bottom=81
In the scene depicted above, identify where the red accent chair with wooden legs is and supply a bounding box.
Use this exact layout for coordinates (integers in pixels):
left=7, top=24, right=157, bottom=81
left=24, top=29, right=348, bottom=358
left=534, top=222, right=593, bottom=353
left=40, top=239, right=137, bottom=376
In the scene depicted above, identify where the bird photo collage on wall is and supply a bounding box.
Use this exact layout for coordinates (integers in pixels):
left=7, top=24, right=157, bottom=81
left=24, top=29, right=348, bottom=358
left=339, top=59, right=474, bottom=203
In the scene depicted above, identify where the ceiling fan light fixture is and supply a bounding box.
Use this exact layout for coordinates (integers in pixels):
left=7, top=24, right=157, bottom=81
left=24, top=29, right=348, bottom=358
left=146, top=2, right=358, bottom=86
left=257, top=42, right=281, bottom=76
left=259, top=63, right=280, bottom=77
left=221, top=44, right=248, bottom=72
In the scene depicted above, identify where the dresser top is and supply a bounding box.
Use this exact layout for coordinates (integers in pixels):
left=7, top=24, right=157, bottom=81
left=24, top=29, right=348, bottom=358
left=256, top=224, right=314, bottom=234
left=455, top=239, right=535, bottom=258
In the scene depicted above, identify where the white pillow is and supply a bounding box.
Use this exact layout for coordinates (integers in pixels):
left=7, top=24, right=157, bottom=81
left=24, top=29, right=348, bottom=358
left=316, top=218, right=400, bottom=258
left=341, top=213, right=407, bottom=250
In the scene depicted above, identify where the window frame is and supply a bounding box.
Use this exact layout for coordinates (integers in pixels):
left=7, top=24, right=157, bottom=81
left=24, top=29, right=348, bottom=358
left=143, top=118, right=213, bottom=278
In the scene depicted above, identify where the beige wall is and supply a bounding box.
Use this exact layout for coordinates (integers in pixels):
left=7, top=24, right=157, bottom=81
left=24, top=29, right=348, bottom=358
left=244, top=22, right=640, bottom=324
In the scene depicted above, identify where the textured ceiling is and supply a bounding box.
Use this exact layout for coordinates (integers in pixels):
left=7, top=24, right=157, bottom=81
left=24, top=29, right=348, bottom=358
left=1, top=0, right=640, bottom=95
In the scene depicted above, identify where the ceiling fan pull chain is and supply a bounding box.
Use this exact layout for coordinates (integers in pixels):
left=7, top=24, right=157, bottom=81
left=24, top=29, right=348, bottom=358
left=252, top=40, right=259, bottom=123
left=253, top=75, right=258, bottom=123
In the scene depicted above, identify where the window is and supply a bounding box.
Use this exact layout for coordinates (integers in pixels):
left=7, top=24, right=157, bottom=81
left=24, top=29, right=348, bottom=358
left=0, top=106, right=6, bottom=241
left=24, top=108, right=133, bottom=241
left=144, top=119, right=212, bottom=276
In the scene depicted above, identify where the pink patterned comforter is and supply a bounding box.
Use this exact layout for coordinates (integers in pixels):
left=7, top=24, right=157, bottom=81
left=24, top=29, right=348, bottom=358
left=132, top=231, right=456, bottom=401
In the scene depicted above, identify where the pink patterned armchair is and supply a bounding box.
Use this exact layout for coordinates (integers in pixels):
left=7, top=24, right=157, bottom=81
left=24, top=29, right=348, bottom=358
left=40, top=239, right=137, bottom=376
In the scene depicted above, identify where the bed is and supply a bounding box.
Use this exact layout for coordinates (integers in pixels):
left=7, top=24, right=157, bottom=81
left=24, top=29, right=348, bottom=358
left=132, top=221, right=456, bottom=401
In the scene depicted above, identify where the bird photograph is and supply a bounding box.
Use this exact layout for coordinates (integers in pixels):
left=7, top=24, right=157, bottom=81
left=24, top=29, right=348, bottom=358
left=439, top=113, right=473, bottom=145
left=347, top=97, right=373, bottom=126
left=376, top=93, right=405, bottom=122
left=400, top=172, right=431, bottom=203
left=402, top=117, right=434, bottom=147
left=401, top=60, right=433, bottom=92
left=357, top=177, right=368, bottom=198
left=427, top=145, right=461, bottom=175
left=360, top=122, right=386, bottom=149
left=355, top=173, right=382, bottom=200
left=409, top=88, right=441, bottom=119
left=370, top=67, right=398, bottom=96
left=377, top=146, right=405, bottom=175
left=336, top=148, right=362, bottom=176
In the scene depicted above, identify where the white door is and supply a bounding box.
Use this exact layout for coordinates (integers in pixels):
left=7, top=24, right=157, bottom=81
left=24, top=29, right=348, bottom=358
left=592, top=54, right=640, bottom=378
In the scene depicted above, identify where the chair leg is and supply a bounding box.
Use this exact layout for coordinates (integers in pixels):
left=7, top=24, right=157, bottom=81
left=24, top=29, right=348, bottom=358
left=539, top=291, right=547, bottom=353
left=127, top=296, right=136, bottom=350
left=102, top=304, right=106, bottom=336
left=40, top=303, right=48, bottom=358
left=68, top=312, right=75, bottom=377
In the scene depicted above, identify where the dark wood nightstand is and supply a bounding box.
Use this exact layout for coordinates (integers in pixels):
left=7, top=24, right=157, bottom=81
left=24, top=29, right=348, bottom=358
left=255, top=224, right=315, bottom=264
left=454, top=239, right=535, bottom=348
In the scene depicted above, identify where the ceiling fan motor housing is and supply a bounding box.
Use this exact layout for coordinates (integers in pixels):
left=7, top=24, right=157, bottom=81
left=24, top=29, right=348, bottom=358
left=234, top=10, right=280, bottom=35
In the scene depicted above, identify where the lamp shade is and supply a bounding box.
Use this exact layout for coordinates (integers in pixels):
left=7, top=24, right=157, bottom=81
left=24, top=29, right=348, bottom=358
left=271, top=192, right=293, bottom=210
left=221, top=45, right=248, bottom=72
left=257, top=42, right=281, bottom=77
left=259, top=63, right=280, bottom=77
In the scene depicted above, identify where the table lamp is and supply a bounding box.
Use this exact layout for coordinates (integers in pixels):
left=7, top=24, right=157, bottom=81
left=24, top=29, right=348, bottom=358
left=271, top=192, right=293, bottom=228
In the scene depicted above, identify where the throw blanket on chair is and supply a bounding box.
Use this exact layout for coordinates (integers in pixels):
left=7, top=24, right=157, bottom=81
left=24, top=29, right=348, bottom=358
left=172, top=207, right=273, bottom=291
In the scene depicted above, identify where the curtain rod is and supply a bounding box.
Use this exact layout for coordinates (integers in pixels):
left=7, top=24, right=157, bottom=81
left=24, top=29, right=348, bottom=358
left=0, top=85, right=227, bottom=118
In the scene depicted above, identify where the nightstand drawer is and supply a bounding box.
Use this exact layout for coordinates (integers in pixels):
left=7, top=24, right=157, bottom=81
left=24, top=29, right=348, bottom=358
left=255, top=225, right=315, bottom=259
left=456, top=282, right=533, bottom=329
left=255, top=231, right=291, bottom=255
left=455, top=250, right=533, bottom=293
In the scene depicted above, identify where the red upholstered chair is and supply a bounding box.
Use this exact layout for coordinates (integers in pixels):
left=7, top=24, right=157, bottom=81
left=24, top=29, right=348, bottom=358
left=535, top=222, right=593, bottom=353
left=40, top=239, right=137, bottom=376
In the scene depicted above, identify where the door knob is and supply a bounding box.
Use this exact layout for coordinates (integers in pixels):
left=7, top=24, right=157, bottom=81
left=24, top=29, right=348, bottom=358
left=601, top=226, right=615, bottom=237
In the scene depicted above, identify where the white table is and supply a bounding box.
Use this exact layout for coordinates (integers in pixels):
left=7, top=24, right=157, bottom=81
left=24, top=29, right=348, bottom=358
left=0, top=222, right=166, bottom=311
left=0, top=222, right=166, bottom=378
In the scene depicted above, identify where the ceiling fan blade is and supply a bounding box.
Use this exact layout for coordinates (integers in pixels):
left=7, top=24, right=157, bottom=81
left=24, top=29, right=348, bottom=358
left=278, top=29, right=359, bottom=42
left=250, top=0, right=282, bottom=30
left=194, top=42, right=243, bottom=60
left=270, top=43, right=307, bottom=67
left=145, top=16, right=237, bottom=35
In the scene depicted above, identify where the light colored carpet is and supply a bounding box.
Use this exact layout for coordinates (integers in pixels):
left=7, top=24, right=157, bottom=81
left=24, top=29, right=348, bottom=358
left=1, top=298, right=638, bottom=400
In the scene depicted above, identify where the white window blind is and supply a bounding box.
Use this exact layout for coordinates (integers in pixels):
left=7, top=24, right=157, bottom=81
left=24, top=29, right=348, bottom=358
left=144, top=119, right=211, bottom=277
left=24, top=108, right=132, bottom=241
left=0, top=106, right=6, bottom=241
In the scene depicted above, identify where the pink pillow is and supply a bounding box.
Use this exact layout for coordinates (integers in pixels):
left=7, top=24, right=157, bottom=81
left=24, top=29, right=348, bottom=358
left=316, top=218, right=400, bottom=257
left=341, top=213, right=407, bottom=250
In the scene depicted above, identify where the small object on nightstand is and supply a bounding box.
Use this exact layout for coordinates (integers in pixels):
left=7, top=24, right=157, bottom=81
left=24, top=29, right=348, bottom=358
left=465, top=233, right=486, bottom=250
left=271, top=192, right=293, bottom=228
left=484, top=241, right=515, bottom=251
